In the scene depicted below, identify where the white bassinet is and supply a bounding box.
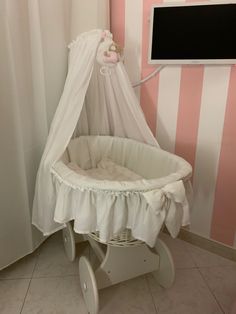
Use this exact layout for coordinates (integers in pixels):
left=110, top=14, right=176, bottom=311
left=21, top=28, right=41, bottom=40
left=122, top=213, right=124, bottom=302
left=51, top=135, right=191, bottom=247
left=32, top=30, right=192, bottom=314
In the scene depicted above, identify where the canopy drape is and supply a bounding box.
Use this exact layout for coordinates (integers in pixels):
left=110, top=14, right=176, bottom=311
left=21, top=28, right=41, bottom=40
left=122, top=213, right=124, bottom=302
left=32, top=30, right=159, bottom=236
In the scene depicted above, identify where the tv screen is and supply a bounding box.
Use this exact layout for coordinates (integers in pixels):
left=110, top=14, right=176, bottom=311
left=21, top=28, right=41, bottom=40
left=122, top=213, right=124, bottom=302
left=149, top=2, right=236, bottom=64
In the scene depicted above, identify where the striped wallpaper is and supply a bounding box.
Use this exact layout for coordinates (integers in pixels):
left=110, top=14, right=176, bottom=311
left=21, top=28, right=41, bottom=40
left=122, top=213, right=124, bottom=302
left=110, top=0, right=236, bottom=248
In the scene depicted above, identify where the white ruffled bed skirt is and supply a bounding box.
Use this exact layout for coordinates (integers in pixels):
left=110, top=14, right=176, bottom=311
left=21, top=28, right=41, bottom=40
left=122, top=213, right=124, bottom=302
left=50, top=136, right=192, bottom=247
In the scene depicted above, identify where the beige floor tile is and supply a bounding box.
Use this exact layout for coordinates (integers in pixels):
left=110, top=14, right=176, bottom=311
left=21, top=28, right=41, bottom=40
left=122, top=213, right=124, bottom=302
left=0, top=252, right=38, bottom=279
left=184, top=242, right=236, bottom=267
left=33, top=232, right=89, bottom=278
left=37, top=231, right=62, bottom=251
left=21, top=276, right=87, bottom=314
left=159, top=233, right=196, bottom=269
left=33, top=235, right=89, bottom=278
left=33, top=245, right=78, bottom=278
left=99, top=276, right=157, bottom=314
left=0, top=279, right=30, bottom=314
left=148, top=268, right=223, bottom=314
left=199, top=266, right=236, bottom=314
left=77, top=241, right=90, bottom=259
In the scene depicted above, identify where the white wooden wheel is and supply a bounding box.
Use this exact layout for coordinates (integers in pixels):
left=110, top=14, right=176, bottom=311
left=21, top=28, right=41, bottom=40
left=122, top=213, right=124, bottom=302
left=152, top=238, right=175, bottom=288
left=62, top=223, right=76, bottom=262
left=79, top=256, right=99, bottom=314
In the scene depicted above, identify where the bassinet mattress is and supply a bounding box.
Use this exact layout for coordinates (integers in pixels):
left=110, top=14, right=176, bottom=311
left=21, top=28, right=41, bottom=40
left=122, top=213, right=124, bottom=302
left=51, top=136, right=192, bottom=247
left=67, top=158, right=143, bottom=181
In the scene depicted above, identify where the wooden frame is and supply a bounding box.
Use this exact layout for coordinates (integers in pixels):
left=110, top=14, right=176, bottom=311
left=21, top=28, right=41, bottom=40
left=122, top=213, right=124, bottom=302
left=63, top=222, right=175, bottom=314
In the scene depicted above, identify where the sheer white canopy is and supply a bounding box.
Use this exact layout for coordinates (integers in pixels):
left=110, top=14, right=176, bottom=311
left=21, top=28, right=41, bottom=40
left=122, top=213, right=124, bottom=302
left=32, top=29, right=159, bottom=237
left=32, top=29, right=191, bottom=247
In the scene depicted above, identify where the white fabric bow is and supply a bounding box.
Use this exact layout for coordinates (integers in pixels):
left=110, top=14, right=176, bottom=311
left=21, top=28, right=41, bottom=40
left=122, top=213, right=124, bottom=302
left=143, top=180, right=190, bottom=238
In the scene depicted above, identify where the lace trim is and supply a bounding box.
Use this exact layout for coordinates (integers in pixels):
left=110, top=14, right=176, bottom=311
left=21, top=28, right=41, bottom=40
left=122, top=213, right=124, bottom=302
left=51, top=167, right=153, bottom=196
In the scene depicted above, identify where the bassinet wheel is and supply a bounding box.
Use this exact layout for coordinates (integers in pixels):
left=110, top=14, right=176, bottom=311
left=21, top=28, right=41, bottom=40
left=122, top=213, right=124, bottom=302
left=152, top=238, right=175, bottom=288
left=62, top=223, right=76, bottom=262
left=79, top=256, right=99, bottom=314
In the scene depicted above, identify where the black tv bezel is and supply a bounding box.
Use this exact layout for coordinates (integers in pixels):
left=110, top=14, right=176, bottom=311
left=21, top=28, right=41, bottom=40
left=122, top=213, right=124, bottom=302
left=148, top=1, right=236, bottom=65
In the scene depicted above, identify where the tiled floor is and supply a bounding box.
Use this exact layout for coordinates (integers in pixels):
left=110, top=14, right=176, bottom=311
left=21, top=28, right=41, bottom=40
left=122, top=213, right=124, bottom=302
left=0, top=232, right=236, bottom=314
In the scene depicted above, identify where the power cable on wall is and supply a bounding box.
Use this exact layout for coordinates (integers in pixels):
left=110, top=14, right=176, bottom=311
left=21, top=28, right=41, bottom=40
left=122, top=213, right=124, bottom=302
left=132, top=65, right=166, bottom=88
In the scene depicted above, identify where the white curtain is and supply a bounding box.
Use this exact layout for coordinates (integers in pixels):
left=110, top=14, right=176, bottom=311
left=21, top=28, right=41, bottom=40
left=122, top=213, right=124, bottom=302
left=0, top=0, right=109, bottom=270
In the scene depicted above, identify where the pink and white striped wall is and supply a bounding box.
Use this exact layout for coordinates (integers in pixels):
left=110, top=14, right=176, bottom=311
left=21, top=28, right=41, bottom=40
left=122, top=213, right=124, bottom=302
left=110, top=0, right=236, bottom=248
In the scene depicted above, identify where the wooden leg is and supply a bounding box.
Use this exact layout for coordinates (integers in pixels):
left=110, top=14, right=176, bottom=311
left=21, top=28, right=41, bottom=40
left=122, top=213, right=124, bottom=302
left=78, top=237, right=174, bottom=313
left=152, top=238, right=175, bottom=288
left=62, top=223, right=76, bottom=262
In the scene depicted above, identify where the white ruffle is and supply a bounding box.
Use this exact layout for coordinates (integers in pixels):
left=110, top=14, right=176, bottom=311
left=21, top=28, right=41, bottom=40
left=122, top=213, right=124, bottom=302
left=52, top=172, right=190, bottom=247
left=48, top=136, right=192, bottom=247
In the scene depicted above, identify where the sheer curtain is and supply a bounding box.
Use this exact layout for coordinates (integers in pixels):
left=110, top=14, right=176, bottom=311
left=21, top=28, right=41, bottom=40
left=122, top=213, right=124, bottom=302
left=0, top=0, right=109, bottom=270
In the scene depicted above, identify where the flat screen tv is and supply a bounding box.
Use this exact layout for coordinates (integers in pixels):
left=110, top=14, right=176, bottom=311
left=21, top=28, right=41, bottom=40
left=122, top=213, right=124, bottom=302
left=149, top=1, right=236, bottom=64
